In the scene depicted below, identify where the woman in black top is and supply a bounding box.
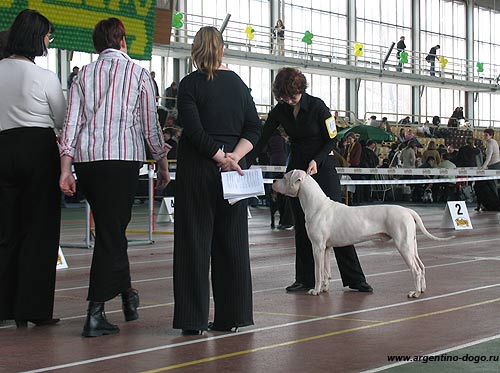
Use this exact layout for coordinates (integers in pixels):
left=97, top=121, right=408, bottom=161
left=250, top=67, right=372, bottom=293
left=173, top=26, right=261, bottom=335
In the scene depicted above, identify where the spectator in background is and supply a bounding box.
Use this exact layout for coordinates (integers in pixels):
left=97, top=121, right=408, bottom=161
left=345, top=132, right=363, bottom=204
left=425, top=44, right=440, bottom=76
left=389, top=143, right=405, bottom=167
left=0, top=9, right=66, bottom=328
left=367, top=115, right=378, bottom=126
left=481, top=128, right=500, bottom=171
left=446, top=145, right=459, bottom=164
left=150, top=71, right=159, bottom=102
left=419, top=120, right=433, bottom=137
left=396, top=35, right=406, bottom=72
left=455, top=137, right=480, bottom=167
left=67, top=66, right=79, bottom=88
left=448, top=107, right=464, bottom=128
left=398, top=116, right=410, bottom=124
left=360, top=139, right=379, bottom=201
left=162, top=81, right=178, bottom=110
left=398, top=127, right=406, bottom=142
left=159, top=81, right=178, bottom=128
left=379, top=116, right=391, bottom=132
left=411, top=156, right=437, bottom=202
left=404, top=128, right=415, bottom=141
left=272, top=19, right=285, bottom=56
left=438, top=143, right=447, bottom=157
left=401, top=141, right=417, bottom=168
left=267, top=128, right=293, bottom=229
left=59, top=17, right=171, bottom=337
left=432, top=115, right=441, bottom=126
left=423, top=140, right=442, bottom=166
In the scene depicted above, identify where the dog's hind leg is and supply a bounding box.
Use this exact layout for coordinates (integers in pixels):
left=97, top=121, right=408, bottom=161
left=414, top=238, right=426, bottom=293
left=395, top=239, right=424, bottom=298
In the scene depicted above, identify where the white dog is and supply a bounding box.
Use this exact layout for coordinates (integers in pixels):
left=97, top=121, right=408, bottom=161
left=273, top=170, right=453, bottom=298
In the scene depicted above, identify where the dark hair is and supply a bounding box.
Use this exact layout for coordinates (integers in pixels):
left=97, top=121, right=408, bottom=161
left=366, top=140, right=376, bottom=147
left=426, top=156, right=436, bottom=163
left=272, top=67, right=308, bottom=100
left=442, top=152, right=453, bottom=161
left=93, top=18, right=126, bottom=53
left=0, top=30, right=9, bottom=60
left=6, top=9, right=54, bottom=61
left=484, top=128, right=494, bottom=137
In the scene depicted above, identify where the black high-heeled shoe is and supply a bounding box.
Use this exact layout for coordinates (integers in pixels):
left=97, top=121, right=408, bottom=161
left=121, top=288, right=140, bottom=322
left=181, top=329, right=203, bottom=336
left=207, top=322, right=238, bottom=332
left=15, top=318, right=60, bottom=328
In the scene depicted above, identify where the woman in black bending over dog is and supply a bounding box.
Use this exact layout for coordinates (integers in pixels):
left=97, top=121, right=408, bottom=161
left=248, top=67, right=372, bottom=293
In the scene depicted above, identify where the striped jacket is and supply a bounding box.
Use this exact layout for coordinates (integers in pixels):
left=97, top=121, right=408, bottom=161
left=60, top=49, right=169, bottom=162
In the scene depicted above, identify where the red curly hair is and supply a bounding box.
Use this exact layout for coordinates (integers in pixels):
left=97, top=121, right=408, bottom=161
left=272, top=67, right=308, bottom=100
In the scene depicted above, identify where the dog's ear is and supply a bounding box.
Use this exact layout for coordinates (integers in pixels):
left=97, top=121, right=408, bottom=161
left=289, top=169, right=305, bottom=185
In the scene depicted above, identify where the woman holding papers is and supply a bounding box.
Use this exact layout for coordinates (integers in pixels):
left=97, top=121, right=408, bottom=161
left=173, top=26, right=261, bottom=335
left=249, top=67, right=372, bottom=294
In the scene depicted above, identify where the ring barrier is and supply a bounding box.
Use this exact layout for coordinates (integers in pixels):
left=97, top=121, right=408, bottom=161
left=251, top=165, right=500, bottom=184
left=60, top=163, right=157, bottom=249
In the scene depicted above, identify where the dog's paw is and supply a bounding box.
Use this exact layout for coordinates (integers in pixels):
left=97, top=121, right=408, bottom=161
left=321, top=283, right=330, bottom=292
left=407, top=291, right=421, bottom=298
left=307, top=289, right=320, bottom=296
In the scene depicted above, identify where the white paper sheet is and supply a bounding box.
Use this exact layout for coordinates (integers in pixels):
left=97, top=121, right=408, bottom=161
left=221, top=169, right=265, bottom=204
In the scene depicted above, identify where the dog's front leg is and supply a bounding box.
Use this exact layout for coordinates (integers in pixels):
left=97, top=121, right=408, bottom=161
left=308, top=244, right=324, bottom=296
left=321, top=248, right=332, bottom=292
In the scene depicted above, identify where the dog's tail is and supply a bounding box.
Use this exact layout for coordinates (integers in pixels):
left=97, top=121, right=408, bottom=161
left=409, top=209, right=455, bottom=241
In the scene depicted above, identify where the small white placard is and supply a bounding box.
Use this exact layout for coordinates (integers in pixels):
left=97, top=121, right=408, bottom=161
left=440, top=201, right=473, bottom=230
left=157, top=197, right=175, bottom=223
left=56, top=246, right=68, bottom=270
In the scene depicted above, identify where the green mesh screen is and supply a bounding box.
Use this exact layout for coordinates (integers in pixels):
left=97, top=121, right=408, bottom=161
left=0, top=0, right=156, bottom=60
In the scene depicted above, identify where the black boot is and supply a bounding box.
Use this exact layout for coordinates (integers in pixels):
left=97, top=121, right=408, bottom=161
left=82, top=302, right=119, bottom=337
left=121, top=288, right=140, bottom=322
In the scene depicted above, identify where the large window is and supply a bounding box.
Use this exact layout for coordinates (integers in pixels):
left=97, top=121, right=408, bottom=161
left=358, top=81, right=411, bottom=121
left=356, top=0, right=412, bottom=120
left=420, top=0, right=466, bottom=122
left=474, top=4, right=500, bottom=126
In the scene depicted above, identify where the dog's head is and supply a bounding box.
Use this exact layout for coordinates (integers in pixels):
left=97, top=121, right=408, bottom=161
left=272, top=169, right=307, bottom=197
left=422, top=189, right=433, bottom=203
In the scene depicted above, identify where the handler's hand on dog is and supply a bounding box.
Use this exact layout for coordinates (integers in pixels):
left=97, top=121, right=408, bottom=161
left=306, top=160, right=317, bottom=175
